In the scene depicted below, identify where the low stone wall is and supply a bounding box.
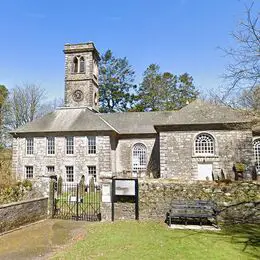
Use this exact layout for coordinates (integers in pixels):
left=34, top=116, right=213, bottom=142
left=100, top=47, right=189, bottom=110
left=102, top=180, right=260, bottom=223
left=0, top=197, right=48, bottom=233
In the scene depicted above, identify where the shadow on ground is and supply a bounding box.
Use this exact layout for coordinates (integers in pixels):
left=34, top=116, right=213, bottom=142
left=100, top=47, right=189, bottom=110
left=0, top=219, right=87, bottom=260
left=221, top=224, right=260, bottom=259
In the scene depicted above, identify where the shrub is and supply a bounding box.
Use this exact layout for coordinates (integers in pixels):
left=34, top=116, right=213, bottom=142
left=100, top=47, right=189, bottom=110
left=22, top=179, right=32, bottom=190
left=0, top=180, right=34, bottom=204
left=235, top=163, right=245, bottom=172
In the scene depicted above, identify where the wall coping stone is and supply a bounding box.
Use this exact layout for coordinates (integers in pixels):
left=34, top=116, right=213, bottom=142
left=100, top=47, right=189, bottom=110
left=0, top=197, right=48, bottom=209
left=138, top=179, right=260, bottom=185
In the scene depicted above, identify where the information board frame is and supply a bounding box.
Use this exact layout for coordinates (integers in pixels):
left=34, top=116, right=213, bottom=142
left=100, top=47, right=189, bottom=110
left=111, top=177, right=139, bottom=221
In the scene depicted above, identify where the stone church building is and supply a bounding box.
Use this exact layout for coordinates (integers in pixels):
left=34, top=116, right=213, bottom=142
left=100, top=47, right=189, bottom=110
left=11, top=42, right=260, bottom=191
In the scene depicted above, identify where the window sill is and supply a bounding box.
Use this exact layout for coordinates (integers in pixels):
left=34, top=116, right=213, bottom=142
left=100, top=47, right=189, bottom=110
left=71, top=72, right=85, bottom=75
left=192, top=155, right=219, bottom=158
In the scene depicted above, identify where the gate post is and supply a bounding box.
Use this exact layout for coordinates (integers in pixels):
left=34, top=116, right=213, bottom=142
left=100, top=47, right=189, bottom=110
left=76, top=184, right=79, bottom=221
left=49, top=179, right=55, bottom=218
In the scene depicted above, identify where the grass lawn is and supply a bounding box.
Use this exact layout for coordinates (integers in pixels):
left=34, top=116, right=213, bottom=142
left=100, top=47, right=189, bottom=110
left=52, top=221, right=260, bottom=260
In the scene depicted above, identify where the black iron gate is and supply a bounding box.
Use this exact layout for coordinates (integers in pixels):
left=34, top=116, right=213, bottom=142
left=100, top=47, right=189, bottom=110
left=52, top=183, right=101, bottom=221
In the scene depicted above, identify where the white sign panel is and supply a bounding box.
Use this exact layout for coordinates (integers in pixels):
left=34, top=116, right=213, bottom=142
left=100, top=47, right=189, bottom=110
left=115, top=180, right=135, bottom=196
left=102, top=183, right=111, bottom=202
left=70, top=196, right=82, bottom=203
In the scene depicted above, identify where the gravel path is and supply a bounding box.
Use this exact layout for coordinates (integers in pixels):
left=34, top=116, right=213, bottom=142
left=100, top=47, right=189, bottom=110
left=0, top=219, right=88, bottom=260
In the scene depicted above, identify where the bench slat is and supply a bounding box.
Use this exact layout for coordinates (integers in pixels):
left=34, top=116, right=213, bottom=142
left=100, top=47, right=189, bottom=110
left=167, top=200, right=218, bottom=226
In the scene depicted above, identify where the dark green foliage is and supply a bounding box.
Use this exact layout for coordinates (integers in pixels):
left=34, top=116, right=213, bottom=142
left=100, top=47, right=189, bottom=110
left=99, top=50, right=137, bottom=112
left=57, top=176, right=63, bottom=196
left=133, top=64, right=199, bottom=111
left=0, top=85, right=8, bottom=110
left=0, top=85, right=9, bottom=146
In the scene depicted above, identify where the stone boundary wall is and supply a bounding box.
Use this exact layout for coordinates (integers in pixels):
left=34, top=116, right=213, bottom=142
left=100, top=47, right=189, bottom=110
left=0, top=197, right=48, bottom=233
left=102, top=180, right=260, bottom=223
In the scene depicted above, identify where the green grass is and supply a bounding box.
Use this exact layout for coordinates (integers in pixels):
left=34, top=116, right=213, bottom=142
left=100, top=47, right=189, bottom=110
left=52, top=221, right=260, bottom=260
left=55, top=191, right=101, bottom=214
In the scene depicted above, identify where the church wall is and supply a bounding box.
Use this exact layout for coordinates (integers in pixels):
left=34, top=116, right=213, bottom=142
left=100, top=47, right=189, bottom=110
left=115, top=135, right=160, bottom=177
left=13, top=135, right=111, bottom=194
left=160, top=129, right=253, bottom=180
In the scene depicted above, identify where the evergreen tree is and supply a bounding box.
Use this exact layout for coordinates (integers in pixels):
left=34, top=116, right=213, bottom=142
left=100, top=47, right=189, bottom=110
left=99, top=50, right=137, bottom=112
left=134, top=64, right=199, bottom=111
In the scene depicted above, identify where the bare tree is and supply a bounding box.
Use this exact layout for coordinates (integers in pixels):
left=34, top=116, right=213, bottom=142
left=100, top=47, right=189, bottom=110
left=221, top=2, right=260, bottom=103
left=238, top=84, right=260, bottom=112
left=6, top=84, right=46, bottom=129
left=37, top=97, right=64, bottom=118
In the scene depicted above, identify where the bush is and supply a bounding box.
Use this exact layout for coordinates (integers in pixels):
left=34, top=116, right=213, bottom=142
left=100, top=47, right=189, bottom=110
left=22, top=179, right=32, bottom=190
left=235, top=163, right=245, bottom=172
left=0, top=179, right=34, bottom=204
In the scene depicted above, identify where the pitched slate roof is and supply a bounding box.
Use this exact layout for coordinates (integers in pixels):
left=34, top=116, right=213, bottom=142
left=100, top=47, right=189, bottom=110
left=100, top=111, right=173, bottom=134
left=11, top=99, right=253, bottom=135
left=252, top=124, right=260, bottom=135
left=11, top=107, right=116, bottom=134
left=156, top=99, right=252, bottom=126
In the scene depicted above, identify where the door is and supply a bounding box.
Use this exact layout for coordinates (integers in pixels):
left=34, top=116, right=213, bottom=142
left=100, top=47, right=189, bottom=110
left=197, top=163, right=213, bottom=180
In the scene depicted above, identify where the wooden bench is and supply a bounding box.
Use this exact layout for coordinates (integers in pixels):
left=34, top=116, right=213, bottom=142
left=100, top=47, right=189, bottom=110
left=167, top=200, right=219, bottom=226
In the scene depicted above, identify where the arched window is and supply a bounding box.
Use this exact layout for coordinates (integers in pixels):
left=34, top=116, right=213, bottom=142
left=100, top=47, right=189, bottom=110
left=195, top=133, right=215, bottom=155
left=254, top=139, right=260, bottom=171
left=79, top=57, right=85, bottom=73
left=132, top=143, right=147, bottom=173
left=73, top=56, right=84, bottom=73
left=73, top=57, right=79, bottom=73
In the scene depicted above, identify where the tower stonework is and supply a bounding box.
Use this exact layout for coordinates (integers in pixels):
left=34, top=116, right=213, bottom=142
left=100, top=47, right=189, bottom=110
left=64, top=42, right=100, bottom=110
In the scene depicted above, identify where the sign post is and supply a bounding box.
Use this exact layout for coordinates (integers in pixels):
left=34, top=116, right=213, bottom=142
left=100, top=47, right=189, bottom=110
left=111, top=178, right=139, bottom=221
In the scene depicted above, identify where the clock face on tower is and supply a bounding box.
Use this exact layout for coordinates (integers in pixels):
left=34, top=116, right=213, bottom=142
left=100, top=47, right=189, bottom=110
left=72, top=89, right=83, bottom=102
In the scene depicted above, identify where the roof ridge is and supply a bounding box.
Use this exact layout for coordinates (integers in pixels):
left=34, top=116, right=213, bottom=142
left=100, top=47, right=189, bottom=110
left=98, top=114, right=120, bottom=133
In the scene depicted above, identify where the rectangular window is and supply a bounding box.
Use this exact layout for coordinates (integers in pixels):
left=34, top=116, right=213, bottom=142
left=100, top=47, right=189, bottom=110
left=25, top=166, right=33, bottom=179
left=47, top=137, right=55, bottom=155
left=66, top=166, right=74, bottom=182
left=88, top=166, right=97, bottom=181
left=66, top=136, right=74, bottom=154
left=26, top=138, right=34, bottom=155
left=87, top=136, right=96, bottom=154
left=47, top=166, right=55, bottom=175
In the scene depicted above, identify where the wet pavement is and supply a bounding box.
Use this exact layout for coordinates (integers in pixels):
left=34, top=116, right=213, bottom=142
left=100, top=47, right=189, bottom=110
left=0, top=219, right=87, bottom=260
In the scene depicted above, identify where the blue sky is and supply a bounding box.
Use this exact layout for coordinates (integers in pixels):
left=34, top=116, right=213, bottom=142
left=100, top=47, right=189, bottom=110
left=0, top=0, right=259, bottom=100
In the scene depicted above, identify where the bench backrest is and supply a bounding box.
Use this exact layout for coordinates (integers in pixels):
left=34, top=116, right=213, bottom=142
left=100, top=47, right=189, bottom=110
left=170, top=200, right=217, bottom=215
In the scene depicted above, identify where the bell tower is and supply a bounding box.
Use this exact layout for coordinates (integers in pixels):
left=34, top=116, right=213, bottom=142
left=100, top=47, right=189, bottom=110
left=63, top=42, right=100, bottom=110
